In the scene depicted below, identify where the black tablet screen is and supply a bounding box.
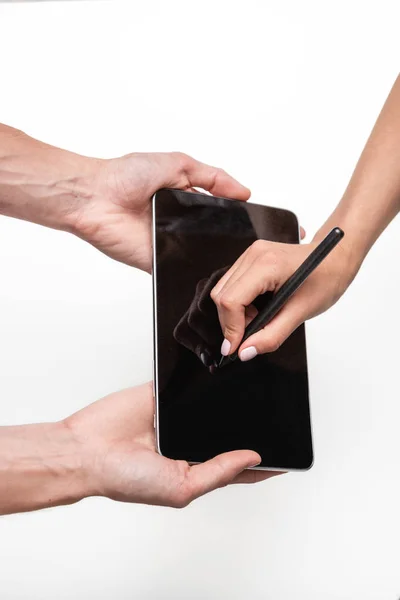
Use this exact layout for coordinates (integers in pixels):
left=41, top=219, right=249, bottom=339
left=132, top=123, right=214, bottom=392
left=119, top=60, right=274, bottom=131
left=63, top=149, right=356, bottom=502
left=153, top=189, right=313, bottom=470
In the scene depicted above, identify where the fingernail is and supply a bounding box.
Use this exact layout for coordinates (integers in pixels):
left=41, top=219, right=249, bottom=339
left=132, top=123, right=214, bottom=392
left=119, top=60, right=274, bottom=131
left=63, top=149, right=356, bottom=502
left=249, top=461, right=261, bottom=468
left=239, top=346, right=258, bottom=362
left=220, top=338, right=231, bottom=356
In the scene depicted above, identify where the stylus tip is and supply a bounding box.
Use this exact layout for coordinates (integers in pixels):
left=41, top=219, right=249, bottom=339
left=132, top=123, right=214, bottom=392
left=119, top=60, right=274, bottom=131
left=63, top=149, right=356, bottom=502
left=218, top=355, right=232, bottom=369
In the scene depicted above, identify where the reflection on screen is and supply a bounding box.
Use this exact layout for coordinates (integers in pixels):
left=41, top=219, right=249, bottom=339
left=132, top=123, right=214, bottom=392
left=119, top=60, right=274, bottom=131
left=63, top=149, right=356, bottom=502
left=154, top=189, right=313, bottom=470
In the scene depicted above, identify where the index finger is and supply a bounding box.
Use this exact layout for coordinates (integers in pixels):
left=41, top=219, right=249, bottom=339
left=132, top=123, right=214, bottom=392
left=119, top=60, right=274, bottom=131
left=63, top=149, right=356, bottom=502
left=163, top=152, right=251, bottom=200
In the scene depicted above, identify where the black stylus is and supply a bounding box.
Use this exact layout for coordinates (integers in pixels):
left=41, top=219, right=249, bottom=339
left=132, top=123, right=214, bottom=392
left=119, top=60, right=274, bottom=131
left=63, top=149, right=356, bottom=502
left=218, top=227, right=345, bottom=369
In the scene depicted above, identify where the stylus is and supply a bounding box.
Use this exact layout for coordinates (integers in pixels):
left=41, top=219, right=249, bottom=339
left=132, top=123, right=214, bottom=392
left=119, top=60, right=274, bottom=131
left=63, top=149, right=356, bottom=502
left=218, top=227, right=345, bottom=368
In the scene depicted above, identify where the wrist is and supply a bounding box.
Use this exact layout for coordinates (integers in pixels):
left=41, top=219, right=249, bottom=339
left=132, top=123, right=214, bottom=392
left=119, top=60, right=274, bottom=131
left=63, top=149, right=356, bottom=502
left=56, top=154, right=105, bottom=237
left=312, top=206, right=370, bottom=289
left=0, top=125, right=104, bottom=234
left=48, top=420, right=95, bottom=506
left=0, top=420, right=92, bottom=515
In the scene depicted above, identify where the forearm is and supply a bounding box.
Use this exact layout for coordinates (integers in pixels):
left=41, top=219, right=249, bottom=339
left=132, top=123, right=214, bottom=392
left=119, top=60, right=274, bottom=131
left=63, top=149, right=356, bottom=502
left=314, top=75, right=400, bottom=273
left=0, top=124, right=101, bottom=231
left=0, top=421, right=90, bottom=515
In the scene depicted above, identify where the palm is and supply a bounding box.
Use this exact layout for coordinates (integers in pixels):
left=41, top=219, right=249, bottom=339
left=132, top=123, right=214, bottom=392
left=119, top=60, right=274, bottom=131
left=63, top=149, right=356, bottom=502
left=66, top=384, right=185, bottom=506
left=76, top=156, right=154, bottom=269
left=66, top=384, right=279, bottom=508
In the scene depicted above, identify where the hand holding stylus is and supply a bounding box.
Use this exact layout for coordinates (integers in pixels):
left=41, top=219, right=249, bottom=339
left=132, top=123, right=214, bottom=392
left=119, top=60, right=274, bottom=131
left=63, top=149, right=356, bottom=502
left=211, top=229, right=350, bottom=362
left=210, top=75, right=400, bottom=362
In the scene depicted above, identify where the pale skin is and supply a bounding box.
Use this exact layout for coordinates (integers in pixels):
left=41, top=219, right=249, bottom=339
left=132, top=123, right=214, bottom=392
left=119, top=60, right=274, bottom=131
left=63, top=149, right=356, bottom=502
left=1, top=74, right=399, bottom=515
left=214, top=75, right=400, bottom=362
left=0, top=126, right=277, bottom=516
left=0, top=384, right=273, bottom=515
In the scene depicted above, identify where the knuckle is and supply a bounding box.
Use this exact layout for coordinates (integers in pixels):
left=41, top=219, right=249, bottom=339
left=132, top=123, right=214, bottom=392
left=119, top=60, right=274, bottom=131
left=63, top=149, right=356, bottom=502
left=224, top=323, right=240, bottom=337
left=250, top=241, right=280, bottom=269
left=258, top=253, right=280, bottom=290
left=208, top=166, right=221, bottom=189
left=258, top=248, right=278, bottom=270
left=171, top=151, right=191, bottom=170
left=259, top=248, right=274, bottom=263
left=264, top=335, right=284, bottom=353
left=219, top=293, right=237, bottom=311
left=210, top=287, right=218, bottom=302
left=252, top=239, right=268, bottom=254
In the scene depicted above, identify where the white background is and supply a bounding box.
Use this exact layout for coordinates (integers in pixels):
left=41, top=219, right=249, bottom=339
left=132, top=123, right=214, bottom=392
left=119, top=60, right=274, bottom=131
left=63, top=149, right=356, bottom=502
left=0, top=1, right=399, bottom=598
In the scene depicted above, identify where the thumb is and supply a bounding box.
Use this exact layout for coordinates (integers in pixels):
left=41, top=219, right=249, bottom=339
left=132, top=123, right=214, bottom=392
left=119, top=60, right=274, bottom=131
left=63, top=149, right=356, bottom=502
left=187, top=450, right=261, bottom=501
left=239, top=298, right=308, bottom=358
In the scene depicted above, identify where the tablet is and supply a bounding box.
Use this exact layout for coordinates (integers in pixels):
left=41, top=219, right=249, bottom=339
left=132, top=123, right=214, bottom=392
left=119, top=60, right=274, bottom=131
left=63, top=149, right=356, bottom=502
left=152, top=188, right=313, bottom=471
